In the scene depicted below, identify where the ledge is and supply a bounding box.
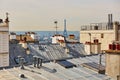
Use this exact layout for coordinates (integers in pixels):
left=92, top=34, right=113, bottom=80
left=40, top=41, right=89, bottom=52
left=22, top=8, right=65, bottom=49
left=104, top=50, right=120, bottom=54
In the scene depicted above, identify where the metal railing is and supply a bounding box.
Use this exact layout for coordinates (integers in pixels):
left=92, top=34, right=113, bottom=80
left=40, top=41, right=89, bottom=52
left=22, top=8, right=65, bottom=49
left=81, top=23, right=113, bottom=31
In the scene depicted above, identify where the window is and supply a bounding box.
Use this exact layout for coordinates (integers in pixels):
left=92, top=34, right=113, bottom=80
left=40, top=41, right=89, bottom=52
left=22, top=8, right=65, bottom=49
left=94, top=26, right=98, bottom=30
left=101, top=33, right=104, bottom=38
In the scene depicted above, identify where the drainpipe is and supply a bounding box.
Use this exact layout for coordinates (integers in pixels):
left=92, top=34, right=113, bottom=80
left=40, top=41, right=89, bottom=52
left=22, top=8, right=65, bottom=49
left=99, top=54, right=102, bottom=70
left=88, top=33, right=92, bottom=54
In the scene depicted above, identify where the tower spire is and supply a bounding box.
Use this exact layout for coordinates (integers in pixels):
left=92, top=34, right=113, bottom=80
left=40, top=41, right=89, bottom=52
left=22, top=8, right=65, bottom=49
left=63, top=19, right=68, bottom=37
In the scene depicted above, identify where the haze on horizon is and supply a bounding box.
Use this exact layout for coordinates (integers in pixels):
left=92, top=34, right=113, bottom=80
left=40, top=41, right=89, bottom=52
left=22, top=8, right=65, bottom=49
left=0, top=0, right=120, bottom=31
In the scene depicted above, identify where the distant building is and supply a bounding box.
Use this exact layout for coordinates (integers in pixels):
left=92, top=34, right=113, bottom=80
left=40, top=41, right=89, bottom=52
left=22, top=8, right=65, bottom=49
left=52, top=34, right=65, bottom=44
left=26, top=32, right=40, bottom=40
left=80, top=14, right=120, bottom=54
left=68, top=34, right=75, bottom=39
left=65, top=34, right=79, bottom=43
left=0, top=13, right=9, bottom=67
left=19, top=40, right=28, bottom=49
left=14, top=32, right=39, bottom=43
left=9, top=32, right=16, bottom=40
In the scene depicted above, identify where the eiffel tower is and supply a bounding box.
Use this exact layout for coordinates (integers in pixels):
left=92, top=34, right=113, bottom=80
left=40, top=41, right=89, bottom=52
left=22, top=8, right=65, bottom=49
left=63, top=19, right=68, bottom=37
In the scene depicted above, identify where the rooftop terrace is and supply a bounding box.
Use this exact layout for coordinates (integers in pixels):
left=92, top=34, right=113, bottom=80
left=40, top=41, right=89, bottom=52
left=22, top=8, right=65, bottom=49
left=81, top=23, right=113, bottom=31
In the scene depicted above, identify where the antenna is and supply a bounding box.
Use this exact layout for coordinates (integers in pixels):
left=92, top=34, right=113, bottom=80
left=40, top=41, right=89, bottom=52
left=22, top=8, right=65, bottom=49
left=6, top=12, right=9, bottom=18
left=5, top=12, right=9, bottom=23
left=54, top=21, right=58, bottom=34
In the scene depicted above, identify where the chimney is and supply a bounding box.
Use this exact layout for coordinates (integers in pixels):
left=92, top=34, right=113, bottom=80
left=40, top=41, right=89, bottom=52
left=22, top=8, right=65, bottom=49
left=105, top=41, right=120, bottom=79
left=20, top=34, right=22, bottom=40
left=110, top=14, right=113, bottom=24
left=40, top=59, right=42, bottom=67
left=108, top=14, right=113, bottom=29
left=24, top=37, right=27, bottom=42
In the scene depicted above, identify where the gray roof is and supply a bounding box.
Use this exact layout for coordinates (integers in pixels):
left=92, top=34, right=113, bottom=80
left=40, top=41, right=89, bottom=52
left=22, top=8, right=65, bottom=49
left=0, top=55, right=113, bottom=80
left=6, top=43, right=114, bottom=80
left=28, top=44, right=72, bottom=61
left=66, top=43, right=87, bottom=57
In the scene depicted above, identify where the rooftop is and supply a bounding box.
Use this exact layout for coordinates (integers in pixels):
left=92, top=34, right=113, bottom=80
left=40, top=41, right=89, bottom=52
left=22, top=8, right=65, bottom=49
left=1, top=43, right=114, bottom=80
left=1, top=54, right=113, bottom=80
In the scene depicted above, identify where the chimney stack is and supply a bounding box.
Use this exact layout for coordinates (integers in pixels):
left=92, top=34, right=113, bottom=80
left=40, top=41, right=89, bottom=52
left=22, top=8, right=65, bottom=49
left=20, top=34, right=22, bottom=40
left=108, top=14, right=113, bottom=29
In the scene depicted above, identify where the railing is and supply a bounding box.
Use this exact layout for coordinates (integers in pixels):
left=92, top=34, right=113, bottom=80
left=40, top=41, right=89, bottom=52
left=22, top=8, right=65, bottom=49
left=81, top=23, right=113, bottom=31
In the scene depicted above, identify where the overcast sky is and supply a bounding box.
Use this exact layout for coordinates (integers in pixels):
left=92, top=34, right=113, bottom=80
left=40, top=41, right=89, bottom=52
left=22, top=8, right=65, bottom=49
left=0, top=0, right=120, bottom=31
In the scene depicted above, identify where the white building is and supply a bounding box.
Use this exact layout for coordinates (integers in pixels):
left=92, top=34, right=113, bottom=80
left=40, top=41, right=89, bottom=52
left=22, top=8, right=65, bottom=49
left=52, top=34, right=65, bottom=44
left=26, top=32, right=39, bottom=41
left=80, top=21, right=120, bottom=54
left=0, top=13, right=9, bottom=67
left=30, top=32, right=39, bottom=40
left=9, top=32, right=16, bottom=40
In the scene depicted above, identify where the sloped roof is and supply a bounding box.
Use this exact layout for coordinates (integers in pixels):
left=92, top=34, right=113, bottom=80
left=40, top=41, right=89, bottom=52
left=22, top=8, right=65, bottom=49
left=6, top=43, right=113, bottom=80
left=0, top=55, right=112, bottom=80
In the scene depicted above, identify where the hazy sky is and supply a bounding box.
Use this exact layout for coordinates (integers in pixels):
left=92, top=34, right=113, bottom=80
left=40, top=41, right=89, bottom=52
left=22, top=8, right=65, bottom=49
left=0, top=0, right=120, bottom=31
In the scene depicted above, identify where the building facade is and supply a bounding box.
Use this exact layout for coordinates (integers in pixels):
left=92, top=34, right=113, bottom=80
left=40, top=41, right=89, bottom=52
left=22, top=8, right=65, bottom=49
left=80, top=22, right=120, bottom=53
left=105, top=50, right=120, bottom=80
left=52, top=34, right=65, bottom=44
left=0, top=14, right=9, bottom=67
left=9, top=32, right=16, bottom=40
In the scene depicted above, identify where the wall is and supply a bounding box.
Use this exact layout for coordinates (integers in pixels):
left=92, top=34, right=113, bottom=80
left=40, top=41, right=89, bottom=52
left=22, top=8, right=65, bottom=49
left=80, top=30, right=115, bottom=51
left=0, top=32, right=9, bottom=52
left=84, top=45, right=90, bottom=55
left=85, top=43, right=101, bottom=55
left=0, top=22, right=9, bottom=67
left=118, top=30, right=120, bottom=41
left=52, top=36, right=64, bottom=44
left=10, top=35, right=16, bottom=40
left=0, top=53, right=9, bottom=67
left=105, top=53, right=120, bottom=80
left=31, top=34, right=37, bottom=40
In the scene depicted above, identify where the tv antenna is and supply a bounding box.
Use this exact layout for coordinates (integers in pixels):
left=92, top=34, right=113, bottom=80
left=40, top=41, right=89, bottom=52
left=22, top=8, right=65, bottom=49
left=54, top=21, right=58, bottom=34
